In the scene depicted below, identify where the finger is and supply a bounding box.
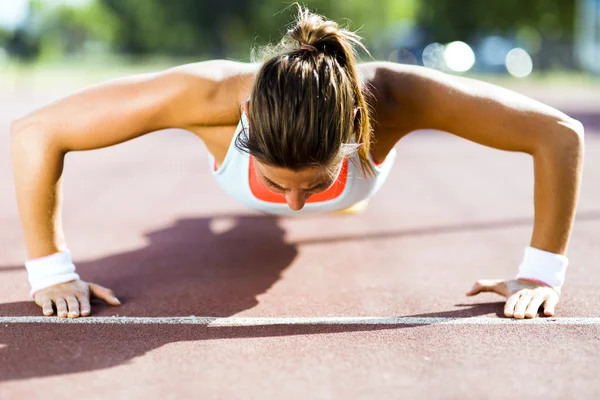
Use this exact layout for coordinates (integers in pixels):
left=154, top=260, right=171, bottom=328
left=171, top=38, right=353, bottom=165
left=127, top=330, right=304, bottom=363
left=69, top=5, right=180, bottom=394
left=512, top=294, right=533, bottom=319
left=55, top=298, right=68, bottom=318
left=66, top=296, right=80, bottom=318
left=543, top=296, right=559, bottom=317
left=89, top=283, right=121, bottom=306
left=77, top=292, right=92, bottom=317
left=465, top=281, right=485, bottom=296
left=466, top=279, right=506, bottom=297
left=41, top=298, right=54, bottom=316
left=524, top=295, right=547, bottom=319
left=504, top=292, right=521, bottom=318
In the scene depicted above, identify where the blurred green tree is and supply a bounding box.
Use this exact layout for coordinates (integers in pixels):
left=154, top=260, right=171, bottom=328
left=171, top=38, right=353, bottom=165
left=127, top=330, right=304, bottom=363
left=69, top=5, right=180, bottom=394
left=10, top=0, right=576, bottom=63
left=98, top=0, right=418, bottom=59
left=26, top=0, right=117, bottom=61
left=418, top=0, right=575, bottom=42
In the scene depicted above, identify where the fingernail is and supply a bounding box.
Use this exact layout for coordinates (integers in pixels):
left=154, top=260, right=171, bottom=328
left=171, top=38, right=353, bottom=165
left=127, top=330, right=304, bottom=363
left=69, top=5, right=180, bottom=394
left=113, top=297, right=121, bottom=305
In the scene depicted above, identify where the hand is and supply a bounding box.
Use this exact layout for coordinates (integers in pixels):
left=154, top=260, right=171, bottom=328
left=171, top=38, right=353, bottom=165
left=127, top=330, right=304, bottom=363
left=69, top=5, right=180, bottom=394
left=34, top=280, right=121, bottom=318
left=466, top=279, right=559, bottom=319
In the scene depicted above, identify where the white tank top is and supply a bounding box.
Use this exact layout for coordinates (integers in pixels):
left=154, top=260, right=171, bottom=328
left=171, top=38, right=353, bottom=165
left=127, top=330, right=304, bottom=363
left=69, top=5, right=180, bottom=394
left=208, top=113, right=396, bottom=216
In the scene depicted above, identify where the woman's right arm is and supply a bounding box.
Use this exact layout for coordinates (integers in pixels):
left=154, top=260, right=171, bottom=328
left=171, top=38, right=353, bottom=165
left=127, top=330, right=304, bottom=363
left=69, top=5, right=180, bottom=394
left=9, top=59, right=255, bottom=317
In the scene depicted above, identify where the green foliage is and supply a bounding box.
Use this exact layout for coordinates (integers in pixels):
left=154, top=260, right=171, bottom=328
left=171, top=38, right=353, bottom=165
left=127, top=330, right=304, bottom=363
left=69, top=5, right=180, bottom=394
left=97, top=0, right=418, bottom=59
left=417, top=0, right=575, bottom=42
left=2, top=0, right=575, bottom=62
left=28, top=0, right=118, bottom=60
left=100, top=0, right=251, bottom=56
left=0, top=28, right=9, bottom=43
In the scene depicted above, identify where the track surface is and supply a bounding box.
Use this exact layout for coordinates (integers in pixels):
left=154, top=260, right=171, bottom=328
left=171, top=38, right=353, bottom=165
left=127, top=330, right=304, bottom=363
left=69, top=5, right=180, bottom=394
left=1, top=83, right=600, bottom=399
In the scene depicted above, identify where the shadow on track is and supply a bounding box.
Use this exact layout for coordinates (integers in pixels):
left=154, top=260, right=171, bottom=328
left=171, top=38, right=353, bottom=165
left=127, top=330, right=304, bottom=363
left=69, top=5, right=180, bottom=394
left=0, top=213, right=525, bottom=382
left=2, top=215, right=298, bottom=317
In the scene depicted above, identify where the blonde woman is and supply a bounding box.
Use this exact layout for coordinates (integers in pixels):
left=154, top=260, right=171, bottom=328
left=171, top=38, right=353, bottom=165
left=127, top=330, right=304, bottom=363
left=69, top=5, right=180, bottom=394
left=10, top=7, right=584, bottom=320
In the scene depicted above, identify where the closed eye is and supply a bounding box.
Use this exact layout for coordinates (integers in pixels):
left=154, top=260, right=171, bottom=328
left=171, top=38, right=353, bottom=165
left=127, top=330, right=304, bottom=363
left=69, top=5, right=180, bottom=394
left=265, top=181, right=288, bottom=193
left=263, top=179, right=332, bottom=193
left=310, top=182, right=333, bottom=192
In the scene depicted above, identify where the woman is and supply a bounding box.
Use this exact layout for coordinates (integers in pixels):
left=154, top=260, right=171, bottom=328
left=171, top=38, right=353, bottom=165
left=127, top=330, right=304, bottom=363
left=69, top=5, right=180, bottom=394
left=10, top=7, right=584, bottom=320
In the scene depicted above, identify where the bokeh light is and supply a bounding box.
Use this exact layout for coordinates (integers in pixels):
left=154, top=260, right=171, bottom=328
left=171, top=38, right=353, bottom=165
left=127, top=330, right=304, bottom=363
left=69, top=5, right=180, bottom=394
left=505, top=48, right=533, bottom=78
left=443, top=41, right=475, bottom=72
left=0, top=0, right=28, bottom=30
left=422, top=42, right=445, bottom=70
left=388, top=48, right=418, bottom=65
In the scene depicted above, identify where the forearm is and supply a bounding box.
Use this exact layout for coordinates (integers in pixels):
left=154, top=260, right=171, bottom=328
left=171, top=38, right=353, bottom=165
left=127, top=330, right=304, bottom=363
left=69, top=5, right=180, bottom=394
left=530, top=123, right=585, bottom=255
left=10, top=126, right=67, bottom=259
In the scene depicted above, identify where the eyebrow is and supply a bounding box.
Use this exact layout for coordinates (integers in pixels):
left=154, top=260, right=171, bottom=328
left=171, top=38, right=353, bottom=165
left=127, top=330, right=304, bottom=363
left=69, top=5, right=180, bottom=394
left=263, top=176, right=331, bottom=191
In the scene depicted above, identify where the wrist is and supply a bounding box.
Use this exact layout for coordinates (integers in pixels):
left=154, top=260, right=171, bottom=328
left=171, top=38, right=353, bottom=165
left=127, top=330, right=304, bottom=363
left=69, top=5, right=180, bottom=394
left=25, top=250, right=80, bottom=297
left=515, top=246, right=568, bottom=295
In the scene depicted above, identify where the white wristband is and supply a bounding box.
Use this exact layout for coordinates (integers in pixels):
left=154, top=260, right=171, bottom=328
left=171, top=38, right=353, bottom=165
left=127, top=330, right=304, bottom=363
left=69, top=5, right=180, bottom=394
left=25, top=250, right=80, bottom=297
left=515, top=246, right=568, bottom=294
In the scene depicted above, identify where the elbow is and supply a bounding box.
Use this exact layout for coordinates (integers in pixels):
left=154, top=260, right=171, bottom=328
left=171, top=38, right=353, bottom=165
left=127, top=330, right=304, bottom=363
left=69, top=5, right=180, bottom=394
left=563, top=118, right=585, bottom=143
left=10, top=117, right=62, bottom=156
left=10, top=118, right=25, bottom=138
left=10, top=116, right=37, bottom=143
left=550, top=118, right=585, bottom=151
left=536, top=118, right=585, bottom=160
left=10, top=118, right=29, bottom=150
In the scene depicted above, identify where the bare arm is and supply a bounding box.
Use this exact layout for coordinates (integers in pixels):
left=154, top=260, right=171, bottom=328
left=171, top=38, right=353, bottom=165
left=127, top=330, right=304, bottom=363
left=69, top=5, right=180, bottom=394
left=379, top=63, right=584, bottom=255
left=372, top=63, right=585, bottom=318
left=10, top=60, right=254, bottom=259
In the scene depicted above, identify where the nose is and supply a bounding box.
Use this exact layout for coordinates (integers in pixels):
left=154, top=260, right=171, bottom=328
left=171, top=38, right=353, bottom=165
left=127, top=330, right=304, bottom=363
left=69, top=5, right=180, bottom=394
left=285, top=190, right=308, bottom=211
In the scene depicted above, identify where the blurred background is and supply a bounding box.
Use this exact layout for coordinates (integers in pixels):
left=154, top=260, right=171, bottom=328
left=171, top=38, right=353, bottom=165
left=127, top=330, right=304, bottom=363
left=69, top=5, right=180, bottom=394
left=0, top=0, right=599, bottom=94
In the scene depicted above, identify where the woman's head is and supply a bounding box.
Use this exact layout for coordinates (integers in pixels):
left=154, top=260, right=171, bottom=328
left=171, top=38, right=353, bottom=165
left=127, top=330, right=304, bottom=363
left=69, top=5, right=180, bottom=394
left=236, top=5, right=373, bottom=209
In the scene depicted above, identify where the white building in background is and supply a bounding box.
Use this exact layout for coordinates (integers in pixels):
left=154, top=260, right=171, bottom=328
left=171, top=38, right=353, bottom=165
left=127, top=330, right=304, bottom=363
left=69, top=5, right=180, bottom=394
left=576, top=0, right=600, bottom=74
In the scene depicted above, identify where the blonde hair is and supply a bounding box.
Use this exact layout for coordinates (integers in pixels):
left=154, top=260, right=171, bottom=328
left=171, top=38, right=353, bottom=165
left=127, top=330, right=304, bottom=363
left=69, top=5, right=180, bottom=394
left=236, top=4, right=374, bottom=177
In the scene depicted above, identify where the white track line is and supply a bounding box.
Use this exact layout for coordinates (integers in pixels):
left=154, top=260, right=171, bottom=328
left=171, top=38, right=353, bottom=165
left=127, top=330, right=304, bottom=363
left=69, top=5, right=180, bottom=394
left=1, top=316, right=600, bottom=325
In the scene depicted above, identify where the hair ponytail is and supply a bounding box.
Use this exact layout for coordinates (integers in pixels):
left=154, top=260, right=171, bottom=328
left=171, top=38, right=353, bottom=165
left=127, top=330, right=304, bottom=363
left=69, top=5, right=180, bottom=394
left=239, top=4, right=374, bottom=177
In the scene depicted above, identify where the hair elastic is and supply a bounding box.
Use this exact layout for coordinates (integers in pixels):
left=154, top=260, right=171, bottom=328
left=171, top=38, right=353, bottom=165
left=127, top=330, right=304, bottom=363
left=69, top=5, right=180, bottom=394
left=300, top=43, right=318, bottom=52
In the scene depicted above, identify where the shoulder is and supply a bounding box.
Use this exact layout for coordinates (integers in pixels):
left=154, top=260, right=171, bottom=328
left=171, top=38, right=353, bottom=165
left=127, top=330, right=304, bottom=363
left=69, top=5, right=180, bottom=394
left=166, top=59, right=259, bottom=88
left=357, top=61, right=449, bottom=98
left=356, top=62, right=434, bottom=130
left=356, top=61, right=490, bottom=131
left=357, top=61, right=458, bottom=98
left=160, top=60, right=260, bottom=127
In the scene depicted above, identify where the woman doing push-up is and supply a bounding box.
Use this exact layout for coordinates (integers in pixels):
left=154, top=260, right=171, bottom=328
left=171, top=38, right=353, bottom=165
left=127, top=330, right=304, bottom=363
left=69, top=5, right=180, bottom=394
left=10, top=6, right=585, bottom=319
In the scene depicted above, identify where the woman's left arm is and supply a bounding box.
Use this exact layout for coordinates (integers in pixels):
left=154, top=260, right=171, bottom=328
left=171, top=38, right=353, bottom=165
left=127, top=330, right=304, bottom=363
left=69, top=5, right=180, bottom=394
left=377, top=62, right=585, bottom=318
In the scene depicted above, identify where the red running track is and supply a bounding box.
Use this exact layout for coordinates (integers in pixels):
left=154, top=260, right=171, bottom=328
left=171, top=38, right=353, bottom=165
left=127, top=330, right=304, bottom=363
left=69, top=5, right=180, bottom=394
left=1, top=88, right=600, bottom=399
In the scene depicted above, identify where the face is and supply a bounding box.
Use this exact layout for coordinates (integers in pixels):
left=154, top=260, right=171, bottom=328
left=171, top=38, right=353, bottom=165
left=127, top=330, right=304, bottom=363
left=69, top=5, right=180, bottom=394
left=254, top=161, right=341, bottom=211
left=241, top=100, right=345, bottom=211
